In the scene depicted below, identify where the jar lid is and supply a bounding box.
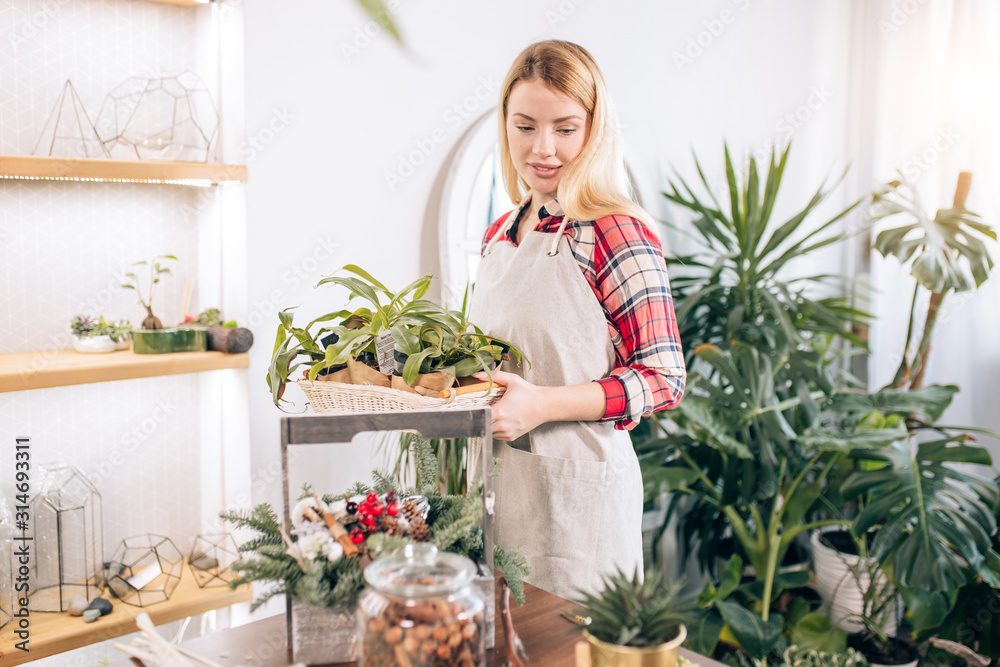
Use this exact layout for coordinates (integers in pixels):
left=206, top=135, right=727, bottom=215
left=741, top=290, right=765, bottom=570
left=364, top=543, right=477, bottom=598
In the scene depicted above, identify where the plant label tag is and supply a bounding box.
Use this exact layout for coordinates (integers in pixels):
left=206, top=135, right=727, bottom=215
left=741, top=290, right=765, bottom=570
left=375, top=331, right=396, bottom=375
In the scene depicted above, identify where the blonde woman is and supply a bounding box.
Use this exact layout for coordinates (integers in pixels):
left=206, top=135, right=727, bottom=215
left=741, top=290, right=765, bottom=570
left=469, top=40, right=686, bottom=599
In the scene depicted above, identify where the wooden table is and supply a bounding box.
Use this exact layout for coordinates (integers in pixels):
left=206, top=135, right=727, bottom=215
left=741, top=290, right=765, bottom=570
left=107, top=580, right=726, bottom=666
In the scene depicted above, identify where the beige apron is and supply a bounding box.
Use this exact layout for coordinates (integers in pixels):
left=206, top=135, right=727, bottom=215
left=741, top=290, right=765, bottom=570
left=469, top=211, right=644, bottom=600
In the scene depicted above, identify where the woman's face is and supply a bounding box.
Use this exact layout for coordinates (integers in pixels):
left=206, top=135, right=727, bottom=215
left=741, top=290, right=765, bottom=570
left=506, top=78, right=591, bottom=203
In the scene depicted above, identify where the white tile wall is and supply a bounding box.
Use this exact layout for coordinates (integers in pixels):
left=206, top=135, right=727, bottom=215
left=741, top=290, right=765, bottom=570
left=0, top=0, right=222, bottom=563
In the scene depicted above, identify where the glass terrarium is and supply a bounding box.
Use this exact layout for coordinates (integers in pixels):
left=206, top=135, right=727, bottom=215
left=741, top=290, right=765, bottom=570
left=29, top=464, right=104, bottom=612
left=107, top=534, right=183, bottom=607
left=0, top=496, right=13, bottom=628
left=188, top=533, right=239, bottom=588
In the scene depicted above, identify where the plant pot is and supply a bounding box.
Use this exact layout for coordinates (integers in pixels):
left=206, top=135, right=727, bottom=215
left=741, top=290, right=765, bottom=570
left=131, top=328, right=207, bottom=354
left=810, top=530, right=899, bottom=636
left=583, top=625, right=686, bottom=667
left=848, top=633, right=919, bottom=667
left=289, top=598, right=356, bottom=665
left=72, top=335, right=130, bottom=354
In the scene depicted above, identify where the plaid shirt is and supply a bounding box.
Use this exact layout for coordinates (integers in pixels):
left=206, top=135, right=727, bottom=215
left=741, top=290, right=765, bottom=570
left=482, top=199, right=685, bottom=430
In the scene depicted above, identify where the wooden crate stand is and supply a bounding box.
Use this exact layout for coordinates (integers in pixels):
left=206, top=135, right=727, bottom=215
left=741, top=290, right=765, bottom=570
left=279, top=407, right=496, bottom=662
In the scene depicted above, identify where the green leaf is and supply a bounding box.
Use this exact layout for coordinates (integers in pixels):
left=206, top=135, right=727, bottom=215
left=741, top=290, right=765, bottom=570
left=789, top=610, right=847, bottom=653
left=830, top=385, right=959, bottom=422
left=716, top=601, right=784, bottom=659
left=870, top=177, right=996, bottom=294
left=639, top=464, right=700, bottom=502
left=899, top=585, right=956, bottom=636
left=846, top=438, right=998, bottom=593
left=684, top=609, right=725, bottom=657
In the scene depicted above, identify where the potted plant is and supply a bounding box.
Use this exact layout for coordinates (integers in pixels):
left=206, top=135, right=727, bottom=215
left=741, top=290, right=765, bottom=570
left=123, top=255, right=207, bottom=354
left=805, top=171, right=999, bottom=665
left=636, top=143, right=867, bottom=576
left=220, top=437, right=529, bottom=664
left=70, top=315, right=131, bottom=353
left=267, top=265, right=524, bottom=409
left=573, top=567, right=691, bottom=667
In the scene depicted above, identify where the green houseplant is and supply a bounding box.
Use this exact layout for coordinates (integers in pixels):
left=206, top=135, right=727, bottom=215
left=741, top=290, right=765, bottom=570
left=803, top=172, right=1000, bottom=665
left=868, top=172, right=995, bottom=390
left=637, top=143, right=867, bottom=572
left=122, top=254, right=207, bottom=354
left=70, top=315, right=131, bottom=353
left=573, top=567, right=692, bottom=666
left=267, top=265, right=523, bottom=409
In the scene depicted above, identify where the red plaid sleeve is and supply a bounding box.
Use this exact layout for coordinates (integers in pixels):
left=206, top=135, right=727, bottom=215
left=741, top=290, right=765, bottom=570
left=590, top=216, right=685, bottom=430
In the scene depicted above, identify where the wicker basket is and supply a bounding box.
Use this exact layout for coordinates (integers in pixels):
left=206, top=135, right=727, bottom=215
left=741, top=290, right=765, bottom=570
left=297, top=380, right=504, bottom=414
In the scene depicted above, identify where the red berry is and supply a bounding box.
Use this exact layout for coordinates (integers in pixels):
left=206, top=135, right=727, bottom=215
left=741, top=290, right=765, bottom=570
left=366, top=492, right=378, bottom=504
left=349, top=529, right=364, bottom=544
left=386, top=491, right=395, bottom=500
left=387, top=503, right=400, bottom=516
left=372, top=503, right=384, bottom=516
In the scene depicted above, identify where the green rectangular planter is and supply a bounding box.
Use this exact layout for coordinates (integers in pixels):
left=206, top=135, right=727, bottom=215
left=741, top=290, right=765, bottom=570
left=131, top=328, right=207, bottom=354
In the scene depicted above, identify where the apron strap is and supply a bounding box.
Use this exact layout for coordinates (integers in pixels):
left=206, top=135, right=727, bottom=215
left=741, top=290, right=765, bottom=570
left=484, top=205, right=524, bottom=257
left=546, top=215, right=572, bottom=257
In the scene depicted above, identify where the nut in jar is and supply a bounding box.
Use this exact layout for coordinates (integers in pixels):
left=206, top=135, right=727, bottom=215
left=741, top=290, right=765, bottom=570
left=359, top=543, right=486, bottom=667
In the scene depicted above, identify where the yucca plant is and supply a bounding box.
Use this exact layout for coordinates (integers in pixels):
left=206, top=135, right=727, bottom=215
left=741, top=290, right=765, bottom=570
left=637, top=144, right=870, bottom=571
left=663, top=143, right=867, bottom=365
left=573, top=567, right=692, bottom=648
left=868, top=172, right=995, bottom=389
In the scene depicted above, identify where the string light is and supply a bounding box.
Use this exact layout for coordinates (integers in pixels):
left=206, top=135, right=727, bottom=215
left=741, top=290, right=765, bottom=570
left=0, top=174, right=218, bottom=187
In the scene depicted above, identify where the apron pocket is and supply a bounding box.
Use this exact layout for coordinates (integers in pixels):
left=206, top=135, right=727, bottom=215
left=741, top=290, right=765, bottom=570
left=495, top=443, right=608, bottom=598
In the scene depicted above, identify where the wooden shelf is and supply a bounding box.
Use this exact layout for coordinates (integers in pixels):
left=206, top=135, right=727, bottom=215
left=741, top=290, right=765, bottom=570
left=0, top=155, right=247, bottom=185
left=0, top=349, right=249, bottom=393
left=144, top=0, right=211, bottom=6
left=0, top=561, right=252, bottom=666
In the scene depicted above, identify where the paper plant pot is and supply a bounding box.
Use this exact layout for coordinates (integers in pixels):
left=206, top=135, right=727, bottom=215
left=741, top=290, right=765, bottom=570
left=290, top=598, right=356, bottom=665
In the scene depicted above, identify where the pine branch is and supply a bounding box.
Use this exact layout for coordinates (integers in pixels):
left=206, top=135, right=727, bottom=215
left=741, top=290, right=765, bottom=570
left=219, top=505, right=281, bottom=537
left=414, top=436, right=439, bottom=493
left=494, top=545, right=530, bottom=605
left=371, top=469, right=401, bottom=495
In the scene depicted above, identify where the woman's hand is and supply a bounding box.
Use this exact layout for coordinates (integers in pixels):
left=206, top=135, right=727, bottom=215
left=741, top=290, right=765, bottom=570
left=474, top=370, right=547, bottom=441
left=474, top=370, right=608, bottom=441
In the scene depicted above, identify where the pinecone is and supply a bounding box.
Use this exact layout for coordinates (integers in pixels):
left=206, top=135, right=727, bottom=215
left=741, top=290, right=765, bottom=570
left=402, top=501, right=430, bottom=541
left=381, top=514, right=402, bottom=536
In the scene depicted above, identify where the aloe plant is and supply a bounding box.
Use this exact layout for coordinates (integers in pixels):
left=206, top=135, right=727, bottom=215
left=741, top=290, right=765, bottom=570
left=574, top=567, right=692, bottom=648
left=869, top=173, right=996, bottom=389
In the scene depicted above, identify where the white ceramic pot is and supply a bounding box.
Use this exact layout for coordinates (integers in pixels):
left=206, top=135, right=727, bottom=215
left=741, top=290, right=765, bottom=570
left=810, top=530, right=898, bottom=636
left=72, top=335, right=127, bottom=353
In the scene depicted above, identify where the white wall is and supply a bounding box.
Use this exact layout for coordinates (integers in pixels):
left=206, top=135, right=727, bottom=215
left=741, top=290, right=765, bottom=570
left=243, top=0, right=860, bottom=514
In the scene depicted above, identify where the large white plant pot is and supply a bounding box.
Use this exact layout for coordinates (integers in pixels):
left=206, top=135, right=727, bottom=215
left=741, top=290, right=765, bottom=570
left=810, top=530, right=898, bottom=636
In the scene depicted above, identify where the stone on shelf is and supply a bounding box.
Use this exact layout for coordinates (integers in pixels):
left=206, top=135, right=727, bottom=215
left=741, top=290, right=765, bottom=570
left=67, top=596, right=89, bottom=616
left=88, top=598, right=113, bottom=616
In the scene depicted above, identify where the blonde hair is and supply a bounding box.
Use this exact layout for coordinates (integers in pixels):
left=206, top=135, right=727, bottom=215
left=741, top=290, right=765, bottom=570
left=497, top=40, right=655, bottom=231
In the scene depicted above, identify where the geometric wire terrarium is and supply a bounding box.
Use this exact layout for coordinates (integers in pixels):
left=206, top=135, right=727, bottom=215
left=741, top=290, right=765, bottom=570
left=28, top=464, right=104, bottom=613
left=95, top=71, right=219, bottom=162
left=107, top=534, right=183, bottom=607
left=188, top=533, right=239, bottom=588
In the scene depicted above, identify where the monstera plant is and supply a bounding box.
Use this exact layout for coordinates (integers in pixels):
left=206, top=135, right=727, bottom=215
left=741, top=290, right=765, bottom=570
left=869, top=172, right=995, bottom=389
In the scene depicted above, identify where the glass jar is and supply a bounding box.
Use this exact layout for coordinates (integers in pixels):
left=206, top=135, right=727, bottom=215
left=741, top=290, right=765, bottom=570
left=358, top=543, right=486, bottom=667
